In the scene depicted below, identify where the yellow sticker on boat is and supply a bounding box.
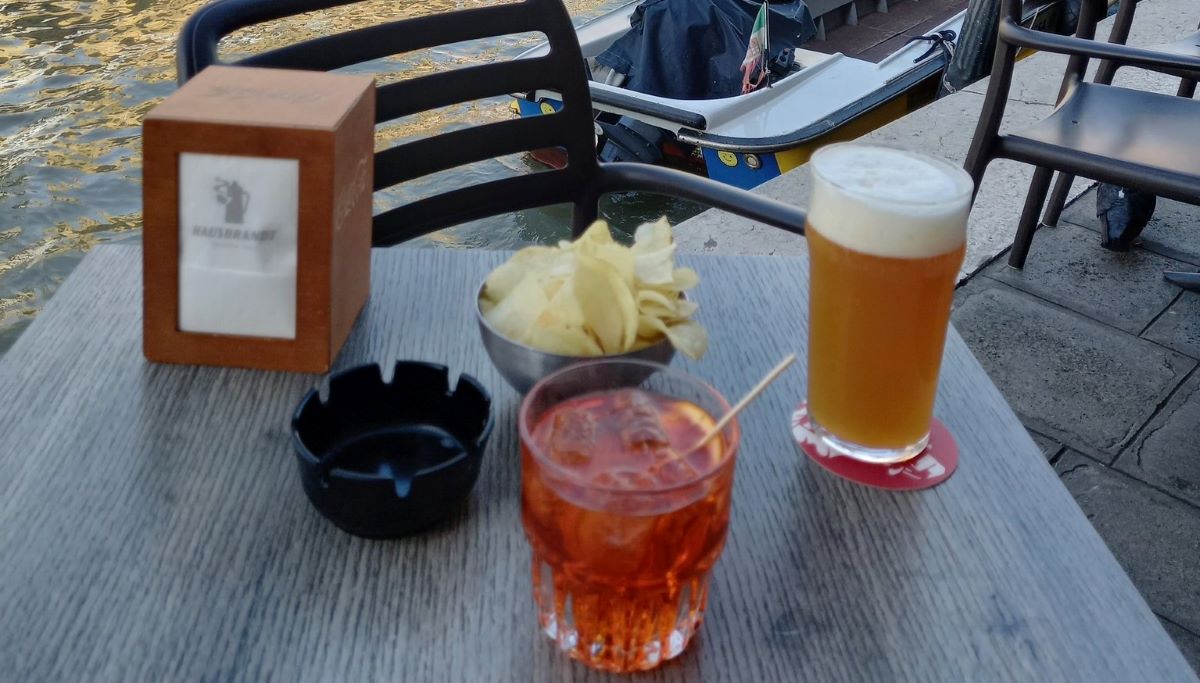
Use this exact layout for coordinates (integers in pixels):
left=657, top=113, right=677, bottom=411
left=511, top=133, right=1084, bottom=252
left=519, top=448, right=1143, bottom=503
left=539, top=101, right=556, bottom=115
left=717, top=150, right=738, bottom=167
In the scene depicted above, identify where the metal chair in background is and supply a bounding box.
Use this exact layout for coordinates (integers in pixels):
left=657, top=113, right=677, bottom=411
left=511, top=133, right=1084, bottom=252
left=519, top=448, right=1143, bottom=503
left=1040, top=6, right=1199, bottom=235
left=177, top=0, right=807, bottom=248
left=963, top=0, right=1200, bottom=288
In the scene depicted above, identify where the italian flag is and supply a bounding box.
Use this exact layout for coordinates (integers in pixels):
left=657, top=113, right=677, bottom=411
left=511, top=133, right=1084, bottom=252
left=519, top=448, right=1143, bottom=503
left=740, top=2, right=769, bottom=94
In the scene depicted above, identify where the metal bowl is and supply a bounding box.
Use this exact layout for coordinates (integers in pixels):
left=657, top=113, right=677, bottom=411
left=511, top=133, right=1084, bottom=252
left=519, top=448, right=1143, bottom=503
left=476, top=282, right=676, bottom=394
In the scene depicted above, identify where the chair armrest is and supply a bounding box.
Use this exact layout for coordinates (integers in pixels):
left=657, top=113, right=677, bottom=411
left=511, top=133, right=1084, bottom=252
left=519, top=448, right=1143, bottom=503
left=999, top=18, right=1200, bottom=78
left=595, top=163, right=807, bottom=237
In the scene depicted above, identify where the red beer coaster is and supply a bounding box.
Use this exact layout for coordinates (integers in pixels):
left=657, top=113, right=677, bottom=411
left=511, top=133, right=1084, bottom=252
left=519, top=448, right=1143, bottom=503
left=791, top=403, right=958, bottom=490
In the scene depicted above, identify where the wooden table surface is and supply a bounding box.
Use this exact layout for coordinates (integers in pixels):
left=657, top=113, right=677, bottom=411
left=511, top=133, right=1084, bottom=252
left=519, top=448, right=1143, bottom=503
left=0, top=245, right=1193, bottom=682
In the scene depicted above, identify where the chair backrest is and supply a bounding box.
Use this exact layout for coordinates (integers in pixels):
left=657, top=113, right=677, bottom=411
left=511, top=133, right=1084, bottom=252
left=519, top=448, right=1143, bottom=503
left=177, top=0, right=599, bottom=246
left=999, top=0, right=1107, bottom=96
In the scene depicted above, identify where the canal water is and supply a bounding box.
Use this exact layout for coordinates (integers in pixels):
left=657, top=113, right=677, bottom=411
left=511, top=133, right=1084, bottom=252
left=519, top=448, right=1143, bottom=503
left=0, top=0, right=702, bottom=353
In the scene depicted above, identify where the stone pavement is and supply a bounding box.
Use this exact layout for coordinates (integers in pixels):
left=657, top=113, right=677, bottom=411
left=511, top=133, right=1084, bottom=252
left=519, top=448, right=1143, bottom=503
left=952, top=188, right=1200, bottom=673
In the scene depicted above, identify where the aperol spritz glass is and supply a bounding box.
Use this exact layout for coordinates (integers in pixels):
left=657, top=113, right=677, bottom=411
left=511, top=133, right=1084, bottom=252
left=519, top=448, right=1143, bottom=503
left=519, top=360, right=740, bottom=672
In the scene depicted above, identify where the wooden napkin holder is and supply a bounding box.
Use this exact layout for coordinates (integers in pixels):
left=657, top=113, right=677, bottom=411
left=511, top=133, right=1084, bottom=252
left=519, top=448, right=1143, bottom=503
left=142, top=65, right=375, bottom=373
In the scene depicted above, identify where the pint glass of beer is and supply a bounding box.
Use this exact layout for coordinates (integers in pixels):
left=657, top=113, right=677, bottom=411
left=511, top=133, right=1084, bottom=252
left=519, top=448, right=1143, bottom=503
left=805, top=143, right=972, bottom=464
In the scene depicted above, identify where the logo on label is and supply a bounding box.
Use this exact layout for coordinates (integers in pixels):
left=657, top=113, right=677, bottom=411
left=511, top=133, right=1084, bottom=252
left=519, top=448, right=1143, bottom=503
left=214, top=178, right=249, bottom=224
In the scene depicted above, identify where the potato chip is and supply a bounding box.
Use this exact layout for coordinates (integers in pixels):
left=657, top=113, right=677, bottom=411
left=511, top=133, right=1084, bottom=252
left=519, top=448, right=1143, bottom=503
left=484, top=246, right=561, bottom=303
left=631, top=218, right=676, bottom=287
left=593, top=242, right=634, bottom=287
left=574, top=252, right=637, bottom=354
left=643, top=317, right=708, bottom=360
left=531, top=277, right=599, bottom=356
left=573, top=221, right=634, bottom=289
left=636, top=289, right=674, bottom=311
left=633, top=244, right=675, bottom=287
left=576, top=220, right=616, bottom=247
left=668, top=267, right=700, bottom=291
left=636, top=313, right=663, bottom=340
left=481, top=217, right=706, bottom=358
left=539, top=276, right=585, bottom=328
left=637, top=291, right=698, bottom=322
left=533, top=321, right=603, bottom=356
left=483, top=273, right=548, bottom=343
left=632, top=217, right=672, bottom=253
left=541, top=277, right=566, bottom=301
left=670, top=298, right=699, bottom=319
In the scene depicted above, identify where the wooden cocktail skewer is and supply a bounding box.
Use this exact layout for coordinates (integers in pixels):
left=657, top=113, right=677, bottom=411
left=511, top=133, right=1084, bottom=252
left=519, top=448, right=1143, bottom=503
left=693, top=353, right=796, bottom=449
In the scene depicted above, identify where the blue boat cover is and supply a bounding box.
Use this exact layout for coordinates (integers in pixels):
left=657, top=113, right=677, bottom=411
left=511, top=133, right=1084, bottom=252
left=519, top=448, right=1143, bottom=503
left=596, top=0, right=816, bottom=100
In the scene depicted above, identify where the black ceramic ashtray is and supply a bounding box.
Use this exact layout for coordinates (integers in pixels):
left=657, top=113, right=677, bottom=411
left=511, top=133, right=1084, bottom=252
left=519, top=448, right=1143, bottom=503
left=291, top=361, right=494, bottom=539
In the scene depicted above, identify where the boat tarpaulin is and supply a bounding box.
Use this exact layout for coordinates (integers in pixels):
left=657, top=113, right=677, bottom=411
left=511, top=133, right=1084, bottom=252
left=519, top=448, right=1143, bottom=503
left=596, top=0, right=816, bottom=100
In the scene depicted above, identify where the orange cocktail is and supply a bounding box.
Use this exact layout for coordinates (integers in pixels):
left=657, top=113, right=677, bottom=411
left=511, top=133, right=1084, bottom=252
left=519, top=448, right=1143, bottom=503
left=519, top=361, right=740, bottom=672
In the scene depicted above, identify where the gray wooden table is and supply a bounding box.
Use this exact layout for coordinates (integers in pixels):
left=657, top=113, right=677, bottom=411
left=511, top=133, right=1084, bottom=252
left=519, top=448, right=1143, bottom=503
left=0, top=245, right=1193, bottom=682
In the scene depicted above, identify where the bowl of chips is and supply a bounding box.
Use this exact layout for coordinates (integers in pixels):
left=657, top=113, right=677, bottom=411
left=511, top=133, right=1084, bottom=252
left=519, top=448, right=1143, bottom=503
left=477, top=218, right=707, bottom=394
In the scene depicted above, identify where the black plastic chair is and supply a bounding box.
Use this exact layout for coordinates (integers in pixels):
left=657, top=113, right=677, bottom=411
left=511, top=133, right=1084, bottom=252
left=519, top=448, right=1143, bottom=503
left=963, top=0, right=1200, bottom=275
left=177, top=0, right=806, bottom=248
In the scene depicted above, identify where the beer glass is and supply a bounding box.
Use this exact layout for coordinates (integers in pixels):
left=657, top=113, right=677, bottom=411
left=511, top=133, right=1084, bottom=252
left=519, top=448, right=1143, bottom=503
left=805, top=143, right=972, bottom=464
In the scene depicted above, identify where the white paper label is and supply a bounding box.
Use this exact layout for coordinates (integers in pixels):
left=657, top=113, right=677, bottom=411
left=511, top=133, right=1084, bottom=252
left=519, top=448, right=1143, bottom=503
left=178, top=153, right=299, bottom=339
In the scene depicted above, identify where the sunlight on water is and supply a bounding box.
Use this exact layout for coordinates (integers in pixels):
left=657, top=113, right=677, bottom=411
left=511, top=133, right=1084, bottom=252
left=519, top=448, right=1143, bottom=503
left=0, top=0, right=701, bottom=352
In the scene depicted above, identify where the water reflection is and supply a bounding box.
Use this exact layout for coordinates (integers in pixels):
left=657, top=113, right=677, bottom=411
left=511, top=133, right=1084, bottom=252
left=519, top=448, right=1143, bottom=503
left=0, top=0, right=701, bottom=352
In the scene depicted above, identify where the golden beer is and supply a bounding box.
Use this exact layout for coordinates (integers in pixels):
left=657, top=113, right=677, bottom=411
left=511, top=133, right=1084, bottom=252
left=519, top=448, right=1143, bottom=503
left=805, top=144, right=972, bottom=463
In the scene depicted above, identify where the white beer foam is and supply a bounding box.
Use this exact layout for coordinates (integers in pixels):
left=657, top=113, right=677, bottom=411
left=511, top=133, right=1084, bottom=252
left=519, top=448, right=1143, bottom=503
left=808, top=144, right=973, bottom=259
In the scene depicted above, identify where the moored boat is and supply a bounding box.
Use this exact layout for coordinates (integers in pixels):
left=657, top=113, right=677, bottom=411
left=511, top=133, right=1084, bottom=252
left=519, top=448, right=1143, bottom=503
left=514, top=0, right=1069, bottom=189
